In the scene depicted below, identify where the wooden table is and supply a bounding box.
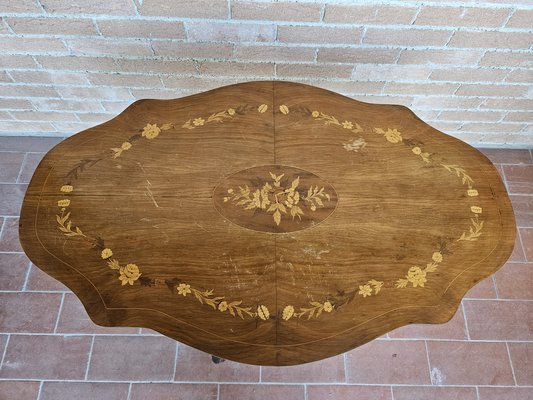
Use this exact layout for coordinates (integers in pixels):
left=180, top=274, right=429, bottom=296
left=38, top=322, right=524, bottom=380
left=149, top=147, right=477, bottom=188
left=19, top=81, right=516, bottom=366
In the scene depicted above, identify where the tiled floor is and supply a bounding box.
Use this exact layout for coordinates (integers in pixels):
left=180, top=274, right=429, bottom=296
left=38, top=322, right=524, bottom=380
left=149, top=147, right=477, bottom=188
left=0, top=137, right=532, bottom=400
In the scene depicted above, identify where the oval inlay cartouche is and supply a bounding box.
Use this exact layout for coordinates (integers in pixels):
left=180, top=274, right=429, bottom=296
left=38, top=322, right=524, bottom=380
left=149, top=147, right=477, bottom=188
left=213, top=165, right=338, bottom=233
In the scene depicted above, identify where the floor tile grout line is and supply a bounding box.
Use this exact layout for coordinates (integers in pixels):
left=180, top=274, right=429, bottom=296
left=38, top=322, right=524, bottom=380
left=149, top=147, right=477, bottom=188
left=84, top=335, right=95, bottom=381
left=15, top=152, right=28, bottom=184
left=343, top=352, right=347, bottom=383
left=0, top=334, right=10, bottom=370
left=390, top=385, right=395, bottom=400
left=304, top=383, right=308, bottom=400
left=492, top=275, right=500, bottom=299
left=475, top=386, right=480, bottom=400
left=259, top=365, right=262, bottom=383
left=36, top=380, right=44, bottom=400
left=126, top=382, right=132, bottom=400
left=423, top=340, right=433, bottom=384
left=21, top=262, right=32, bottom=292
left=171, top=342, right=179, bottom=382
left=216, top=383, right=220, bottom=400
left=461, top=301, right=472, bottom=340
left=53, top=292, right=65, bottom=333
left=505, top=342, right=518, bottom=386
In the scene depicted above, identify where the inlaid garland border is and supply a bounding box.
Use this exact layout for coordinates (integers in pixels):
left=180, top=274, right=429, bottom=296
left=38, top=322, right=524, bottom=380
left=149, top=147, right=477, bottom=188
left=54, top=102, right=484, bottom=322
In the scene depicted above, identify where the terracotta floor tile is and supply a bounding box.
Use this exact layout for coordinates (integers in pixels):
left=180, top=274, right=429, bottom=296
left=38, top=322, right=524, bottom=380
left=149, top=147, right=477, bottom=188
left=0, top=152, right=25, bottom=183
left=88, top=336, right=176, bottom=381
left=174, top=344, right=259, bottom=382
left=0, top=184, right=26, bottom=216
left=0, top=292, right=62, bottom=333
left=0, top=217, right=23, bottom=252
left=0, top=334, right=7, bottom=356
left=345, top=340, right=430, bottom=384
left=426, top=341, right=514, bottom=385
left=464, top=276, right=497, bottom=299
left=262, top=354, right=345, bottom=383
left=478, top=387, right=533, bottom=400
left=0, top=335, right=91, bottom=379
left=520, top=228, right=533, bottom=262
left=0, top=137, right=63, bottom=152
left=508, top=342, right=533, bottom=386
left=464, top=300, right=533, bottom=340
left=18, top=152, right=45, bottom=184
left=40, top=382, right=130, bottom=400
left=392, top=386, right=477, bottom=400
left=130, top=383, right=218, bottom=400
left=480, top=148, right=532, bottom=165
left=0, top=381, right=40, bottom=400
left=25, top=264, right=70, bottom=291
left=503, top=165, right=533, bottom=194
left=510, top=195, right=533, bottom=227
left=55, top=293, right=138, bottom=334
left=307, top=385, right=391, bottom=400
left=388, top=306, right=467, bottom=339
left=219, top=384, right=305, bottom=400
left=0, top=253, right=30, bottom=290
left=495, top=263, right=533, bottom=299
left=508, top=231, right=526, bottom=262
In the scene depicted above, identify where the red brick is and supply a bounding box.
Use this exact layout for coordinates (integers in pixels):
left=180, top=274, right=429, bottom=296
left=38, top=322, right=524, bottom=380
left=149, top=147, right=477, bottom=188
left=262, top=354, right=345, bottom=383
left=0, top=0, right=42, bottom=13
left=130, top=383, right=218, bottom=400
left=57, top=86, right=132, bottom=101
left=40, top=0, right=135, bottom=15
left=449, top=31, right=533, bottom=49
left=140, top=0, right=228, bottom=18
left=308, top=80, right=384, bottom=95
left=430, top=68, right=509, bottom=82
left=0, top=292, right=62, bottom=332
left=0, top=55, right=39, bottom=69
left=324, top=4, right=417, bottom=24
left=0, top=98, right=34, bottom=110
left=480, top=148, right=532, bottom=164
left=40, top=382, right=130, bottom=400
left=464, top=276, right=497, bottom=299
left=278, top=26, right=363, bottom=45
left=510, top=196, right=533, bottom=228
left=161, top=76, right=239, bottom=91
left=427, top=341, right=514, bottom=385
left=56, top=293, right=138, bottom=334
left=0, top=217, right=24, bottom=254
left=0, top=335, right=92, bottom=379
left=88, top=336, right=176, bottom=381
left=9, top=71, right=89, bottom=86
left=11, top=111, right=79, bottom=123
left=508, top=342, right=533, bottom=385
left=0, top=121, right=56, bottom=134
left=174, top=344, right=259, bottom=382
left=412, top=96, right=483, bottom=109
left=482, top=98, right=533, bottom=111
left=505, top=69, right=533, bottom=83
left=456, top=84, right=529, bottom=97
left=307, top=385, right=391, bottom=400
left=354, top=65, right=431, bottom=82
left=503, top=165, right=533, bottom=194
left=363, top=28, right=452, bottom=46
left=196, top=61, right=273, bottom=77
left=0, top=381, right=40, bottom=400
left=506, top=9, right=533, bottom=28
left=1, top=37, right=67, bottom=53
left=0, top=85, right=60, bottom=99
left=98, top=19, right=186, bottom=39
left=6, top=17, right=97, bottom=35
left=0, top=137, right=62, bottom=152
left=383, top=82, right=459, bottom=96
left=461, top=122, right=526, bottom=134
left=388, top=306, right=467, bottom=339
left=415, top=6, right=511, bottom=28
left=67, top=38, right=153, bottom=57
left=26, top=263, right=69, bottom=291
left=235, top=45, right=315, bottom=62
left=318, top=48, right=400, bottom=64
left=277, top=63, right=352, bottom=79
left=232, top=1, right=321, bottom=22
left=219, top=384, right=304, bottom=400
left=346, top=340, right=430, bottom=384
left=480, top=51, right=533, bottom=68
left=0, top=253, right=30, bottom=290
left=151, top=41, right=233, bottom=59
left=504, top=112, right=533, bottom=123
left=187, top=22, right=275, bottom=42
left=0, top=152, right=24, bottom=183
left=32, top=98, right=103, bottom=113
left=36, top=55, right=118, bottom=72
left=479, top=387, right=533, bottom=400
left=393, top=386, right=477, bottom=400
left=464, top=299, right=533, bottom=340
left=521, top=228, right=533, bottom=262
left=87, top=73, right=163, bottom=88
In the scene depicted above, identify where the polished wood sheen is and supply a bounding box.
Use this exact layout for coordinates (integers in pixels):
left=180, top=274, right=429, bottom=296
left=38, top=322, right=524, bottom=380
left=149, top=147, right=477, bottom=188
left=19, top=81, right=516, bottom=366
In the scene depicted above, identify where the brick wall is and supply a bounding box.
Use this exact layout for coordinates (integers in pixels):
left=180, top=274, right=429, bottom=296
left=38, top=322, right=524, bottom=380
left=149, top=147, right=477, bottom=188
left=0, top=0, right=531, bottom=147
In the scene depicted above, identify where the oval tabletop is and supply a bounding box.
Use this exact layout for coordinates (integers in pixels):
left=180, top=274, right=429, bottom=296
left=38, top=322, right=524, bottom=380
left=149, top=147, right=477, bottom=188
left=19, top=81, right=516, bottom=366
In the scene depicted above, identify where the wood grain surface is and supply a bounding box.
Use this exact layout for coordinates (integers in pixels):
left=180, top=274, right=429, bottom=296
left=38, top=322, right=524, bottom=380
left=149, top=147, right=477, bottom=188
left=19, top=81, right=516, bottom=366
